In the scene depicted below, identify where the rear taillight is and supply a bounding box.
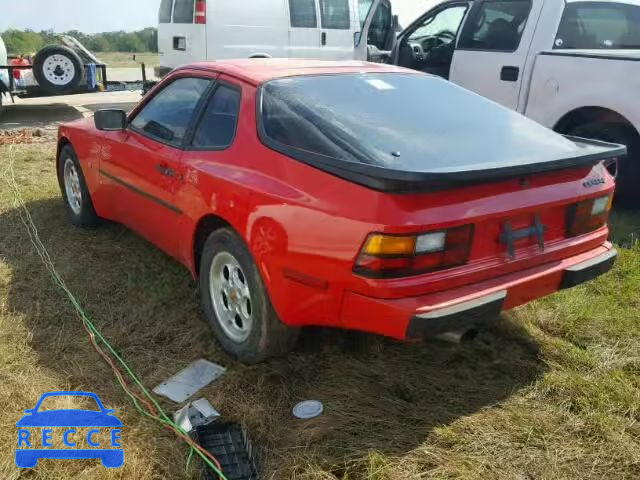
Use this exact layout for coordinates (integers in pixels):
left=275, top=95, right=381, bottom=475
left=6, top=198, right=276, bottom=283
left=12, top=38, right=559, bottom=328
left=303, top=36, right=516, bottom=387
left=354, top=225, right=474, bottom=278
left=195, top=0, right=206, bottom=24
left=566, top=194, right=613, bottom=237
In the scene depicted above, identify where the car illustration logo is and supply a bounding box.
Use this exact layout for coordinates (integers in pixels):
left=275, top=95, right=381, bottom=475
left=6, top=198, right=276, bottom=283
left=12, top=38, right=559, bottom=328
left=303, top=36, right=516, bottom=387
left=15, top=391, right=124, bottom=468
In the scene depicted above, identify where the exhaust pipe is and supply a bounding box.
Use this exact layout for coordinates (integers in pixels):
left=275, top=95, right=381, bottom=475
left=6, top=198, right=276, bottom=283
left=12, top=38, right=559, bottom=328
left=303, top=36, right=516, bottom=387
left=433, top=328, right=478, bottom=344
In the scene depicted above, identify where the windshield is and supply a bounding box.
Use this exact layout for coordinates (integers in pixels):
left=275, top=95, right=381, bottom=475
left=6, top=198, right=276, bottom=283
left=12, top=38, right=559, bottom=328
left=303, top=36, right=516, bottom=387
left=409, top=5, right=467, bottom=41
left=555, top=2, right=640, bottom=49
left=37, top=395, right=101, bottom=412
left=259, top=73, right=582, bottom=175
left=393, top=0, right=448, bottom=29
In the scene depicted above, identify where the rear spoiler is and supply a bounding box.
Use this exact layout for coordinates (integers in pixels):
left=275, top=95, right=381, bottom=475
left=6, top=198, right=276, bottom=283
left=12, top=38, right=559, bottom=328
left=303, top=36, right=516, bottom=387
left=285, top=136, right=626, bottom=194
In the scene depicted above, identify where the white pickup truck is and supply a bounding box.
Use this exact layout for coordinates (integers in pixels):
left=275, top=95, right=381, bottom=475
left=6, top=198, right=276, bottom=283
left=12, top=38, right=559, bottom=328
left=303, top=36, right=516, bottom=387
left=386, top=0, right=640, bottom=204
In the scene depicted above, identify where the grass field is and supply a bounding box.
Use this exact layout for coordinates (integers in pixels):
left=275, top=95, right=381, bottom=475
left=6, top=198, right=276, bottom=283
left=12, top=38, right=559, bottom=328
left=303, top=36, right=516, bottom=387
left=96, top=52, right=160, bottom=68
left=0, top=141, right=639, bottom=479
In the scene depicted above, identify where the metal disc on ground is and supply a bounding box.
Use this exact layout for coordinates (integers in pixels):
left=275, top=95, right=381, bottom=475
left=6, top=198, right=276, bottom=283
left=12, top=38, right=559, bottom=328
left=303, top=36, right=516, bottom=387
left=293, top=400, right=324, bottom=419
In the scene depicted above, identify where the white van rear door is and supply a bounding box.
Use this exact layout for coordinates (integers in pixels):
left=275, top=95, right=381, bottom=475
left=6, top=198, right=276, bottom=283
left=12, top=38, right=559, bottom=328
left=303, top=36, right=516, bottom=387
left=317, top=0, right=356, bottom=59
left=287, top=0, right=322, bottom=58
left=158, top=0, right=207, bottom=70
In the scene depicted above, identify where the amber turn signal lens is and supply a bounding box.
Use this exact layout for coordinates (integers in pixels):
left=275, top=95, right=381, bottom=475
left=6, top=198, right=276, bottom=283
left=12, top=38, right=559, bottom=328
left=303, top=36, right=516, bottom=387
left=362, top=234, right=416, bottom=256
left=355, top=225, right=474, bottom=278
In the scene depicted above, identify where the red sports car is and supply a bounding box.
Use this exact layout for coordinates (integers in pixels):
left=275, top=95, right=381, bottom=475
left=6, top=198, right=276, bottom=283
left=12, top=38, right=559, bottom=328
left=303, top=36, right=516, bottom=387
left=57, top=59, right=622, bottom=363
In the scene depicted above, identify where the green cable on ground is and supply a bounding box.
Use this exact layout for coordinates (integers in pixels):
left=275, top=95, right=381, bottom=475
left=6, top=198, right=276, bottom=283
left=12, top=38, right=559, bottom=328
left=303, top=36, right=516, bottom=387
left=4, top=146, right=228, bottom=480
left=186, top=446, right=196, bottom=473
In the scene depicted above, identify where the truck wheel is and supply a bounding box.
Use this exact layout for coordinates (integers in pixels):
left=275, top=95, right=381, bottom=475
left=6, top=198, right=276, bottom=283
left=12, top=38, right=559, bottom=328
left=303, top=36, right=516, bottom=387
left=33, top=45, right=83, bottom=94
left=57, top=144, right=101, bottom=226
left=199, top=228, right=299, bottom=363
left=569, top=122, right=640, bottom=206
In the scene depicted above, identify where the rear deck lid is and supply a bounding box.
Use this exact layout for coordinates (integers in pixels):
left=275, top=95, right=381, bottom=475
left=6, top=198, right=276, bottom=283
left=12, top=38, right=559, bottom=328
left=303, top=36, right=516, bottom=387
left=258, top=72, right=625, bottom=192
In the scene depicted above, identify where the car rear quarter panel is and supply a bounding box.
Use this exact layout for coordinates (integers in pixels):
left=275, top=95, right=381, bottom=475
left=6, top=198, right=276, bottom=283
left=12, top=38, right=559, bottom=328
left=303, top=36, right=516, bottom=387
left=177, top=78, right=614, bottom=329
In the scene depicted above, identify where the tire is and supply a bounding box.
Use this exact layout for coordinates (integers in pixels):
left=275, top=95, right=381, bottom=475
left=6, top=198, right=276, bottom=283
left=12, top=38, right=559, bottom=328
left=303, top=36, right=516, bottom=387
left=33, top=45, right=83, bottom=94
left=569, top=122, right=640, bottom=207
left=57, top=144, right=101, bottom=227
left=199, top=228, right=299, bottom=363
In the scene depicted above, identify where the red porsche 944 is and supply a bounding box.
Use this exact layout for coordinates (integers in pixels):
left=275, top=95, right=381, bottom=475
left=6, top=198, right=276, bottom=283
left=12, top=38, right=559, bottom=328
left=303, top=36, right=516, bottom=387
left=57, top=60, right=622, bottom=363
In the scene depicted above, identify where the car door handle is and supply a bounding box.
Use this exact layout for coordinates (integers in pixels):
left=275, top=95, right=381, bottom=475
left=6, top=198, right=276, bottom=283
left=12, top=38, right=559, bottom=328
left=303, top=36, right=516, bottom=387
left=155, top=164, right=175, bottom=177
left=321, top=32, right=327, bottom=46
left=501, top=66, right=520, bottom=82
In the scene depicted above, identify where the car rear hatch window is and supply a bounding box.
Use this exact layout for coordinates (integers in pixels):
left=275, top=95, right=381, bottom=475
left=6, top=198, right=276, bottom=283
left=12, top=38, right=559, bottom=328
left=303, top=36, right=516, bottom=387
left=258, top=73, right=624, bottom=192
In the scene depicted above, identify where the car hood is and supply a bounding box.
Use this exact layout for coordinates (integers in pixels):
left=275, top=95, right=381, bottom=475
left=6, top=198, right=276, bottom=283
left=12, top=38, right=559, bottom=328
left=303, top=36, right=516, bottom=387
left=16, top=410, right=123, bottom=428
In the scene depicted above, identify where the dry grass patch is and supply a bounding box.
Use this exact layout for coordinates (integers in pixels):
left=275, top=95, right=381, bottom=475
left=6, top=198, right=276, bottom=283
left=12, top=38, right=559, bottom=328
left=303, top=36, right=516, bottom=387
left=97, top=52, right=160, bottom=68
left=0, top=142, right=638, bottom=479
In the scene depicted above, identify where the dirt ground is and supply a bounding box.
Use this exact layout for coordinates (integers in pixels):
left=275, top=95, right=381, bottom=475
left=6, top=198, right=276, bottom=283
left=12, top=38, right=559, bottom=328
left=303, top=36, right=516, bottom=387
left=1, top=91, right=142, bottom=130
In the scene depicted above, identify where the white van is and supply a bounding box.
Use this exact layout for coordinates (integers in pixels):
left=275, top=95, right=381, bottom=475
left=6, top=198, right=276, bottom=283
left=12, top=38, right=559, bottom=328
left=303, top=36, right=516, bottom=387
left=157, top=0, right=395, bottom=76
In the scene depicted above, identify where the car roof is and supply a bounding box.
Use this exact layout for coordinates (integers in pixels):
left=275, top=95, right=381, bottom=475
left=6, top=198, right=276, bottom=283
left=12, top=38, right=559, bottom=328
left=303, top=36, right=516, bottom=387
left=176, top=59, right=414, bottom=86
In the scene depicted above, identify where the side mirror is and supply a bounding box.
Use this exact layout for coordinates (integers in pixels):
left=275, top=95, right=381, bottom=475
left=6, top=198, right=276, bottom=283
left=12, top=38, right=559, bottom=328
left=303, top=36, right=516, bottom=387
left=95, top=109, right=127, bottom=131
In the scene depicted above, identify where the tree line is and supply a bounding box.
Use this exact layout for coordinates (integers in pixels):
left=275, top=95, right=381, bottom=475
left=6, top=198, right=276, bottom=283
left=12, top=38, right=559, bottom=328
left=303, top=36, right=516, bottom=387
left=2, top=28, right=158, bottom=55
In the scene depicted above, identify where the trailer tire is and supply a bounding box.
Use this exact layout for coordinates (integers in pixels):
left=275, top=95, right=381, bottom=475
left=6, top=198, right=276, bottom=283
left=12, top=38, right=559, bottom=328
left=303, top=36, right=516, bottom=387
left=33, top=45, right=84, bottom=94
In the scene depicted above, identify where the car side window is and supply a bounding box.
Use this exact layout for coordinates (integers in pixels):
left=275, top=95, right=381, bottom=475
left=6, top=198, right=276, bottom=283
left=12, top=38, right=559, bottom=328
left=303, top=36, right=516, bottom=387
left=289, top=0, right=318, bottom=28
left=458, top=0, right=532, bottom=51
left=191, top=84, right=241, bottom=149
left=130, top=77, right=210, bottom=147
left=319, top=0, right=350, bottom=29
left=555, top=2, right=640, bottom=49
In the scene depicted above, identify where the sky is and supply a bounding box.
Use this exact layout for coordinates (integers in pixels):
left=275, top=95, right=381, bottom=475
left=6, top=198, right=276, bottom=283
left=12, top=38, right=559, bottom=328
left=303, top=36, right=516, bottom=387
left=0, top=0, right=160, bottom=33
left=0, top=0, right=443, bottom=34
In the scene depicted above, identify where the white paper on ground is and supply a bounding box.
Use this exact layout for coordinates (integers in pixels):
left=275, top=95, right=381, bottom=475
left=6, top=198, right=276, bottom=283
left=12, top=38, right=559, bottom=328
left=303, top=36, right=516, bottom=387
left=153, top=359, right=226, bottom=403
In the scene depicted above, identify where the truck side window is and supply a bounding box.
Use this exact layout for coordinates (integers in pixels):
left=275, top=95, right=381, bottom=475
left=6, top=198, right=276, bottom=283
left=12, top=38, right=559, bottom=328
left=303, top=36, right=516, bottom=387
left=192, top=84, right=242, bottom=149
left=458, top=0, right=532, bottom=52
left=289, top=0, right=318, bottom=28
left=319, top=0, right=350, bottom=29
left=174, top=0, right=195, bottom=23
left=555, top=2, right=640, bottom=49
left=159, top=0, right=173, bottom=23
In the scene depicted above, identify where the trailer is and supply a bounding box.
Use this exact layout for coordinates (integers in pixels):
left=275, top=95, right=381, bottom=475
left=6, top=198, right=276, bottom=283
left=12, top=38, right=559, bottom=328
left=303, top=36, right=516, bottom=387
left=0, top=36, right=114, bottom=113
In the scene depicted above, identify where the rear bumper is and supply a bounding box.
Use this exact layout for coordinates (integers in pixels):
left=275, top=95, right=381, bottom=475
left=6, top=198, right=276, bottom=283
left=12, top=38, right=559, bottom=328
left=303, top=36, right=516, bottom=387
left=340, top=244, right=617, bottom=340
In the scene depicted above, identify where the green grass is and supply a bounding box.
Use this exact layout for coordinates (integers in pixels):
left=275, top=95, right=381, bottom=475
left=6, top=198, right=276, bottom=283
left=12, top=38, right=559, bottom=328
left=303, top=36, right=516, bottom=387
left=96, top=52, right=159, bottom=68
left=1, top=142, right=639, bottom=479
